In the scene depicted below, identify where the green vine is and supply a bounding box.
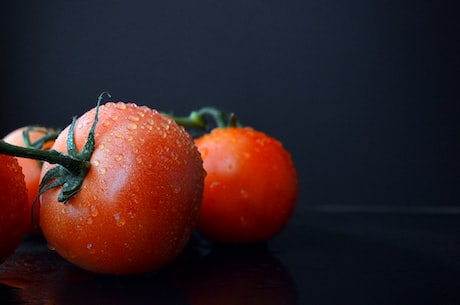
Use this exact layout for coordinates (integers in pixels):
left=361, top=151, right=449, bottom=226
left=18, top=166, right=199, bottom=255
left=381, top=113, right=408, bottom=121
left=164, top=106, right=241, bottom=137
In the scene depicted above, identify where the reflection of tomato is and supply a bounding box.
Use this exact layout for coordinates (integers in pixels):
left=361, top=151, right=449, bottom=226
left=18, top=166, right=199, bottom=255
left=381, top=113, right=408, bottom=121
left=169, top=244, right=298, bottom=305
left=0, top=155, right=29, bottom=264
left=40, top=102, right=205, bottom=274
left=3, top=126, right=56, bottom=234
left=194, top=127, right=298, bottom=244
left=0, top=237, right=189, bottom=305
left=53, top=272, right=189, bottom=305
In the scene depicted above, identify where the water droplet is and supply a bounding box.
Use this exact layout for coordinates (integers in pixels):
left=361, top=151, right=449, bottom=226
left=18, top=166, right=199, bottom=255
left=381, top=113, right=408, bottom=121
left=125, top=135, right=133, bottom=142
left=77, top=123, right=83, bottom=129
left=128, top=115, right=140, bottom=122
left=127, top=123, right=137, bottom=130
left=116, top=103, right=126, bottom=110
left=173, top=185, right=181, bottom=194
left=87, top=243, right=95, bottom=254
left=200, top=148, right=208, bottom=159
left=210, top=181, right=221, bottom=189
left=90, top=206, right=98, bottom=217
left=114, top=213, right=126, bottom=227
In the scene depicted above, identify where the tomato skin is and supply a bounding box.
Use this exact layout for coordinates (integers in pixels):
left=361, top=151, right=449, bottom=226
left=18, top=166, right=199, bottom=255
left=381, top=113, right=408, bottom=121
left=39, top=102, right=205, bottom=274
left=0, top=155, right=29, bottom=264
left=194, top=127, right=298, bottom=244
left=3, top=127, right=55, bottom=234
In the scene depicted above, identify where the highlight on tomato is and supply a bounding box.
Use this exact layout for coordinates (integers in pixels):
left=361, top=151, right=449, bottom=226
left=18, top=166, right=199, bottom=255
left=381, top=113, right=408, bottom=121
left=2, top=126, right=58, bottom=234
left=0, top=154, right=29, bottom=264
left=0, top=92, right=205, bottom=274
left=167, top=107, right=298, bottom=244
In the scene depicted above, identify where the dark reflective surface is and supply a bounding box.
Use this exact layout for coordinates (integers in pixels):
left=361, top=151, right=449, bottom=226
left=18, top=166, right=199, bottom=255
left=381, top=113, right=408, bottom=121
left=1, top=209, right=460, bottom=304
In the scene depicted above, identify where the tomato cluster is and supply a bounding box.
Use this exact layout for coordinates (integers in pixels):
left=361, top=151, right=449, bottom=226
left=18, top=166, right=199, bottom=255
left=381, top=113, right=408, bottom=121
left=0, top=94, right=298, bottom=275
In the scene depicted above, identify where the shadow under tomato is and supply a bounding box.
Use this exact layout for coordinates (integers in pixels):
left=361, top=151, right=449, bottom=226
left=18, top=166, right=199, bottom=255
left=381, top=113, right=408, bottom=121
left=167, top=237, right=299, bottom=305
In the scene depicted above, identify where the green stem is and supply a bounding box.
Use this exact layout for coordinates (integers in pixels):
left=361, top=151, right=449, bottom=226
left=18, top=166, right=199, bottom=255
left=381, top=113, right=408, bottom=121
left=22, top=126, right=60, bottom=149
left=165, top=106, right=239, bottom=130
left=0, top=140, right=90, bottom=174
left=0, top=91, right=109, bottom=203
left=195, top=107, right=227, bottom=128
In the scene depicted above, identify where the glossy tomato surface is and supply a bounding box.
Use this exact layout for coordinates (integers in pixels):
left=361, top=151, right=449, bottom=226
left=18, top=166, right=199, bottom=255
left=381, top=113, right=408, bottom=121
left=39, top=102, right=205, bottom=274
left=194, top=127, right=298, bottom=244
left=3, top=126, right=56, bottom=234
left=0, top=155, right=29, bottom=263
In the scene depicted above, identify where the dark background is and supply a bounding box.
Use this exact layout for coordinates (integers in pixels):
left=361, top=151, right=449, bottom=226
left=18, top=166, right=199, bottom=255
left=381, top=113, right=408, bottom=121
left=1, top=0, right=459, bottom=212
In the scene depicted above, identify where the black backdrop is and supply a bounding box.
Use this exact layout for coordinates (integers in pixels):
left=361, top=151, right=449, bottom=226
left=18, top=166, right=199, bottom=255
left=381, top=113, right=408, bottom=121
left=1, top=0, right=459, bottom=211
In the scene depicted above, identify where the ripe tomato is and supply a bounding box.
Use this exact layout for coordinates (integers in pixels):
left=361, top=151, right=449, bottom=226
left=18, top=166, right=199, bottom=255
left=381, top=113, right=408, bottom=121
left=194, top=127, right=298, bottom=244
left=0, top=155, right=29, bottom=264
left=39, top=101, right=205, bottom=274
left=3, top=126, right=56, bottom=234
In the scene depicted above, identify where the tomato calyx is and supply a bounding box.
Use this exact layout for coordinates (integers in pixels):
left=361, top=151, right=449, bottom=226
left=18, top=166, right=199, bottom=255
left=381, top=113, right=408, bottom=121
left=21, top=125, right=60, bottom=150
left=21, top=125, right=61, bottom=169
left=0, top=92, right=110, bottom=204
left=165, top=107, right=241, bottom=136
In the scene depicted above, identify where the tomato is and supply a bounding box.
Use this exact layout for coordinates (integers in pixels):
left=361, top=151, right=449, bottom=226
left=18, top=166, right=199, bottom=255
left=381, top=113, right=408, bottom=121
left=194, top=127, right=298, bottom=244
left=0, top=154, right=29, bottom=264
left=39, top=101, right=205, bottom=274
left=3, top=126, right=56, bottom=234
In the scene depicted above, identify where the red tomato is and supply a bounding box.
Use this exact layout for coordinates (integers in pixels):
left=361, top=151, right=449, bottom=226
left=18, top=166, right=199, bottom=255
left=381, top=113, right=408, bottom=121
left=3, top=126, right=56, bottom=234
left=0, top=155, right=29, bottom=264
left=194, top=127, right=298, bottom=244
left=39, top=102, right=205, bottom=274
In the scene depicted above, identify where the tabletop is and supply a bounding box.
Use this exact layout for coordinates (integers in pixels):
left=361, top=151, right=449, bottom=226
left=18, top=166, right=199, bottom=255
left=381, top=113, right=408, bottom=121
left=1, top=206, right=460, bottom=305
